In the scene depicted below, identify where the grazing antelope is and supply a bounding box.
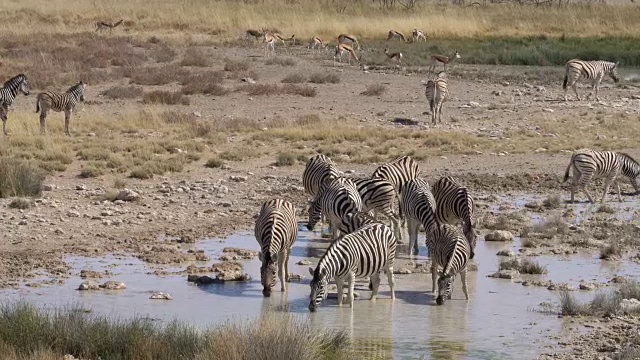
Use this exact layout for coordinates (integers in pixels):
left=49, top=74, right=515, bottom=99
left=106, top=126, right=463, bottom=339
left=334, top=43, right=359, bottom=66
left=428, top=50, right=460, bottom=73
left=95, top=19, right=123, bottom=32
left=387, top=30, right=408, bottom=43
left=274, top=33, right=296, bottom=46
left=245, top=29, right=264, bottom=42
left=412, top=29, right=427, bottom=43
left=384, top=48, right=403, bottom=65
left=308, top=36, right=329, bottom=52
left=337, top=34, right=361, bottom=51
left=263, top=32, right=277, bottom=57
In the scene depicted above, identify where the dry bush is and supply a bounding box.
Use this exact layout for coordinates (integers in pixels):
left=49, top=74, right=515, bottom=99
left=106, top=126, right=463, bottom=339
left=142, top=91, right=190, bottom=105
left=224, top=60, right=250, bottom=72
left=241, top=84, right=316, bottom=97
left=180, top=71, right=228, bottom=95
left=0, top=159, right=44, bottom=198
left=130, top=65, right=190, bottom=86
left=205, top=158, right=224, bottom=168
left=79, top=164, right=104, bottom=178
left=161, top=111, right=214, bottom=138
left=180, top=48, right=210, bottom=67
left=149, top=44, right=177, bottom=63
left=113, top=178, right=127, bottom=189
left=282, top=73, right=307, bottom=84
left=308, top=72, right=340, bottom=84
left=100, top=86, right=143, bottom=100
left=521, top=215, right=569, bottom=239
left=360, top=84, right=386, bottom=96
left=265, top=57, right=297, bottom=66
left=542, top=194, right=562, bottom=209
left=275, top=152, right=296, bottom=166
left=600, top=241, right=622, bottom=260
left=8, top=198, right=32, bottom=209
left=499, top=258, right=547, bottom=274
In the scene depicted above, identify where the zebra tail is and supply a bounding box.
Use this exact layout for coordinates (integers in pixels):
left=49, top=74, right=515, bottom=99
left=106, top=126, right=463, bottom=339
left=562, top=154, right=574, bottom=183
left=562, top=73, right=568, bottom=90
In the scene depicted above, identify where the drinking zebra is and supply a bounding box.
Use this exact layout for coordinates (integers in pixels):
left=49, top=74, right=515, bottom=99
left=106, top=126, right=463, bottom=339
left=308, top=223, right=396, bottom=312
left=0, top=74, right=30, bottom=136
left=432, top=176, right=477, bottom=259
left=562, top=149, right=640, bottom=204
left=36, top=81, right=85, bottom=136
left=254, top=199, right=298, bottom=297
left=399, top=178, right=438, bottom=255
left=430, top=224, right=471, bottom=305
left=563, top=59, right=619, bottom=102
left=350, top=176, right=402, bottom=241
left=306, top=177, right=363, bottom=239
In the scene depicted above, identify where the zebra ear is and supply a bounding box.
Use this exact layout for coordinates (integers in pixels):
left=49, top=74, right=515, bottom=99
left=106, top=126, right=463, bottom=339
left=615, top=61, right=620, bottom=67
left=258, top=251, right=263, bottom=262
left=308, top=267, right=315, bottom=276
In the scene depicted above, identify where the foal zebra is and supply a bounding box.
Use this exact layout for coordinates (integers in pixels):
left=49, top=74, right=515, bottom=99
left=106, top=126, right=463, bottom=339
left=563, top=59, right=620, bottom=101
left=308, top=223, right=396, bottom=312
left=400, top=178, right=438, bottom=255
left=562, top=149, right=640, bottom=204
left=306, top=177, right=363, bottom=239
left=351, top=177, right=402, bottom=240
left=254, top=199, right=298, bottom=297
left=430, top=224, right=471, bottom=305
left=36, top=81, right=85, bottom=136
left=424, top=72, right=449, bottom=125
left=432, top=176, right=476, bottom=259
left=0, top=74, right=30, bottom=136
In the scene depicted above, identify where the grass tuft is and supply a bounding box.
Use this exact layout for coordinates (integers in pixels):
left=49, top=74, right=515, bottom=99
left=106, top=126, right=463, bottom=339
left=282, top=73, right=307, bottom=84
left=499, top=258, right=547, bottom=274
left=8, top=198, right=32, bottom=210
left=0, top=159, right=44, bottom=198
left=265, top=57, right=297, bottom=66
left=600, top=242, right=622, bottom=260
left=559, top=281, right=640, bottom=317
left=241, top=84, right=317, bottom=97
left=205, top=158, right=224, bottom=169
left=542, top=194, right=562, bottom=209
left=360, top=84, right=386, bottom=96
left=100, top=86, right=144, bottom=100
left=180, top=48, right=210, bottom=67
left=79, top=164, right=104, bottom=179
left=275, top=152, right=296, bottom=167
left=308, top=72, right=340, bottom=84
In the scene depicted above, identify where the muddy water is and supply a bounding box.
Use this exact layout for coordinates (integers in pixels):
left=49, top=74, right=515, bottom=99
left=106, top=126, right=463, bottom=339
left=4, top=212, right=638, bottom=358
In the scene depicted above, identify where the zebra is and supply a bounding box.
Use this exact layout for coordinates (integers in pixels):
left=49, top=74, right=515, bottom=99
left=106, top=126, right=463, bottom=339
left=562, top=149, right=640, bottom=204
left=36, top=81, right=85, bottom=136
left=424, top=72, right=449, bottom=125
left=562, top=59, right=620, bottom=102
left=371, top=155, right=421, bottom=233
left=350, top=176, right=402, bottom=241
left=430, top=224, right=471, bottom=305
left=432, top=176, right=477, bottom=259
left=400, top=178, right=438, bottom=255
left=0, top=74, right=30, bottom=136
left=254, top=199, right=298, bottom=297
left=308, top=223, right=396, bottom=312
left=302, top=154, right=340, bottom=232
left=306, top=177, right=363, bottom=239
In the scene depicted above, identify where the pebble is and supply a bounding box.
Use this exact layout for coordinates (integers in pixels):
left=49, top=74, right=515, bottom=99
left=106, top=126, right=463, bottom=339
left=150, top=292, right=173, bottom=300
left=296, top=260, right=312, bottom=265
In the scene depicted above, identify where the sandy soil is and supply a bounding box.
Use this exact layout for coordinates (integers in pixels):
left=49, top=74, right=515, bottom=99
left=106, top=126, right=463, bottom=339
left=1, top=44, right=639, bottom=358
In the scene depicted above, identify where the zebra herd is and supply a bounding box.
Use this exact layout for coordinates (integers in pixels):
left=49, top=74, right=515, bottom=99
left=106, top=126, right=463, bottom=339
left=0, top=74, right=86, bottom=136
left=255, top=154, right=477, bottom=311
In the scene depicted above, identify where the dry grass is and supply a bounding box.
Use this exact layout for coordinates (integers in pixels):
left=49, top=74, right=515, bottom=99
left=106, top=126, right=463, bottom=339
left=499, top=258, right=547, bottom=274
left=0, top=159, right=44, bottom=198
left=100, top=86, right=143, bottom=100
left=275, top=152, right=296, bottom=166
left=180, top=71, right=228, bottom=95
left=521, top=215, right=569, bottom=239
left=142, top=91, right=190, bottom=105
left=360, top=84, right=386, bottom=96
left=205, top=158, right=224, bottom=168
left=79, top=164, right=104, bottom=178
left=308, top=73, right=340, bottom=84
left=265, top=57, right=297, bottom=66
left=8, top=197, right=33, bottom=209
left=600, top=242, right=622, bottom=260
left=559, top=281, right=640, bottom=316
left=282, top=73, right=307, bottom=84
left=180, top=48, right=211, bottom=67
left=129, top=65, right=190, bottom=86
left=241, top=84, right=317, bottom=97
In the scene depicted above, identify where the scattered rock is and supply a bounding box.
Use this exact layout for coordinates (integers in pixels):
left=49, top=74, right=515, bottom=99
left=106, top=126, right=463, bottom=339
left=66, top=210, right=81, bottom=218
left=287, top=273, right=304, bottom=282
left=211, top=262, right=242, bottom=273
left=43, top=184, right=55, bottom=191
left=78, top=280, right=100, bottom=290
left=488, top=270, right=520, bottom=279
left=496, top=249, right=515, bottom=257
left=100, top=281, right=126, bottom=290
left=610, top=276, right=627, bottom=284
left=620, top=298, right=640, bottom=313
left=222, top=247, right=258, bottom=259
left=394, top=268, right=412, bottom=275
left=116, top=189, right=140, bottom=202
left=191, top=275, right=216, bottom=284
left=229, top=175, right=247, bottom=182
left=215, top=270, right=251, bottom=282
left=579, top=283, right=596, bottom=291
left=296, top=259, right=312, bottom=265
left=76, top=184, right=87, bottom=191
left=485, top=230, right=514, bottom=242
left=150, top=292, right=173, bottom=300
left=542, top=108, right=554, bottom=113
left=80, top=270, right=108, bottom=279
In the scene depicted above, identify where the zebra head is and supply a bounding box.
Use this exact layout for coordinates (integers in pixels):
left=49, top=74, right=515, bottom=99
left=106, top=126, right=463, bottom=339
left=610, top=62, right=620, bottom=83
left=68, top=81, right=85, bottom=102
left=308, top=266, right=329, bottom=312
left=436, top=273, right=456, bottom=305
left=259, top=251, right=277, bottom=297
left=18, top=75, right=29, bottom=96
left=306, top=197, right=321, bottom=231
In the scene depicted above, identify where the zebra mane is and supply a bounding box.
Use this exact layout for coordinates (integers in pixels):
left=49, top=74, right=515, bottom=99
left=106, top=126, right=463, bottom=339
left=3, top=74, right=25, bottom=88
left=66, top=81, right=84, bottom=93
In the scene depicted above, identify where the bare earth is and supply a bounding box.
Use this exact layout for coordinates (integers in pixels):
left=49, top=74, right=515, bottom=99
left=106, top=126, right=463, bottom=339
left=2, top=44, right=640, bottom=358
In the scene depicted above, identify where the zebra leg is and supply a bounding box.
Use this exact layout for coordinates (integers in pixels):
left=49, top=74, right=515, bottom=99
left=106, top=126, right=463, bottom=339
left=385, top=263, right=395, bottom=300
left=461, top=268, right=469, bottom=300
left=407, top=218, right=418, bottom=256
left=64, top=109, right=71, bottom=136
left=1, top=112, right=6, bottom=136
left=39, top=112, right=47, bottom=135
left=370, top=272, right=381, bottom=301
left=431, top=263, right=438, bottom=294
left=601, top=176, right=615, bottom=204
left=572, top=82, right=581, bottom=101
left=278, top=251, right=287, bottom=292
left=335, top=277, right=344, bottom=306
left=616, top=181, right=622, bottom=203
left=347, top=272, right=356, bottom=308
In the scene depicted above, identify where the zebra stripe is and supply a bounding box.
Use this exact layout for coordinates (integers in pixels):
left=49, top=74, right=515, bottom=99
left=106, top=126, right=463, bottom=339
left=306, top=177, right=363, bottom=239
left=400, top=178, right=438, bottom=255
left=372, top=155, right=421, bottom=232
left=308, top=223, right=396, bottom=311
left=351, top=177, right=401, bottom=239
left=563, top=59, right=619, bottom=101
left=429, top=224, right=471, bottom=305
left=254, top=199, right=298, bottom=297
left=342, top=211, right=378, bottom=234
left=562, top=149, right=640, bottom=204
left=36, top=81, right=85, bottom=136
left=0, top=74, right=30, bottom=136
left=432, top=176, right=477, bottom=259
left=425, top=72, right=449, bottom=125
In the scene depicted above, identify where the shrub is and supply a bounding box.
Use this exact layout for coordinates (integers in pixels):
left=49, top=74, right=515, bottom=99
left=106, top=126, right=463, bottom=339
left=597, top=205, right=616, bottom=214
left=79, top=165, right=103, bottom=178
left=8, top=198, right=32, bottom=209
left=281, top=73, right=307, bottom=84
left=559, top=291, right=587, bottom=316
left=499, top=258, right=547, bottom=274
left=205, top=158, right=224, bottom=168
left=113, top=178, right=127, bottom=189
left=0, top=159, right=44, bottom=198
left=600, top=241, right=622, bottom=260
left=180, top=48, right=210, bottom=67
left=360, top=84, right=386, bottom=96
left=241, top=84, right=316, bottom=97
left=224, top=60, right=250, bottom=72
left=542, top=194, right=562, bottom=209
left=265, top=57, right=297, bottom=66
left=129, top=167, right=154, bottom=180
left=100, top=86, right=143, bottom=100
left=275, top=152, right=296, bottom=166
left=308, top=72, right=340, bottom=84
left=142, top=91, right=190, bottom=105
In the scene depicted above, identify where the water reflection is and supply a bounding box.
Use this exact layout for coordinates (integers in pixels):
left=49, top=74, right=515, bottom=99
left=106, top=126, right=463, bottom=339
left=425, top=302, right=468, bottom=360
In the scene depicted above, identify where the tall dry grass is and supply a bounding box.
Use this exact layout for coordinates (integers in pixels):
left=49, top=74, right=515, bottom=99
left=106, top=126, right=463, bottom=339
left=0, top=0, right=639, bottom=40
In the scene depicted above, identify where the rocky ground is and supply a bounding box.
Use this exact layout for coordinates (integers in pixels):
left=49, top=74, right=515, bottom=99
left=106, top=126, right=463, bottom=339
left=1, top=43, right=639, bottom=358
